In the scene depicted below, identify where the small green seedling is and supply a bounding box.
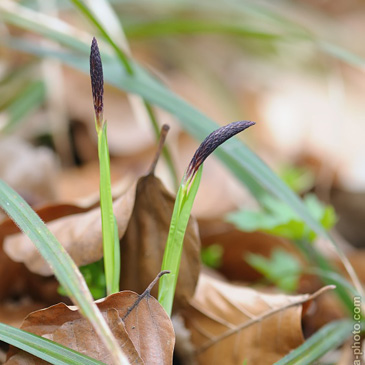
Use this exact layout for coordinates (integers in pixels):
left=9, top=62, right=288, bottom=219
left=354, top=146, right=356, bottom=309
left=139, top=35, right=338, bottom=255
left=246, top=249, right=302, bottom=292
left=201, top=244, right=224, bottom=269
left=90, top=38, right=120, bottom=295
left=158, top=120, right=255, bottom=316
left=226, top=193, right=337, bottom=242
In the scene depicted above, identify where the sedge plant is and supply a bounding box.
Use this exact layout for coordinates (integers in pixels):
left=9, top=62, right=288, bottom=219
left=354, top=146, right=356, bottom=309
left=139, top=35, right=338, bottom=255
left=90, top=37, right=120, bottom=295
left=158, top=120, right=255, bottom=316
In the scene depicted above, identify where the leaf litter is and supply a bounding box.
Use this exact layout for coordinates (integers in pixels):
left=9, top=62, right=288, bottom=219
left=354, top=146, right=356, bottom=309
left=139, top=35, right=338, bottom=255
left=5, top=271, right=174, bottom=365
left=3, top=181, right=137, bottom=276
left=0, top=122, right=345, bottom=364
left=181, top=271, right=335, bottom=365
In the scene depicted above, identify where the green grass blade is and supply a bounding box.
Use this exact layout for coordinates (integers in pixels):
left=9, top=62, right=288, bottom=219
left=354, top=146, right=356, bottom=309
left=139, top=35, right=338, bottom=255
left=1, top=80, right=46, bottom=134
left=125, top=19, right=281, bottom=40
left=98, top=124, right=118, bottom=295
left=158, top=166, right=203, bottom=316
left=318, top=41, right=365, bottom=68
left=275, top=320, right=355, bottom=364
left=70, top=0, right=133, bottom=74
left=113, top=215, right=121, bottom=292
left=0, top=323, right=105, bottom=365
left=304, top=268, right=359, bottom=296
left=0, top=180, right=129, bottom=365
left=294, top=239, right=355, bottom=312
left=0, top=1, right=91, bottom=54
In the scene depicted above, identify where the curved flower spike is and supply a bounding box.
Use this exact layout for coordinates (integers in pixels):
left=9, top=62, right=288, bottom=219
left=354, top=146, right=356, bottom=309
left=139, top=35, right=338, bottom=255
left=185, top=120, right=255, bottom=182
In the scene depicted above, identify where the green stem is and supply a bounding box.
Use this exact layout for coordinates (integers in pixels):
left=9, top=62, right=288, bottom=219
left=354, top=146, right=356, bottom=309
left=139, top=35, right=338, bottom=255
left=158, top=167, right=203, bottom=316
left=98, top=123, right=118, bottom=295
left=71, top=0, right=178, bottom=190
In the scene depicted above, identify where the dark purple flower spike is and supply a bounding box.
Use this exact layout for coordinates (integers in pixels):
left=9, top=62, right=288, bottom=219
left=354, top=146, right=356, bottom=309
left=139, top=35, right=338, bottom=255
left=90, top=37, right=104, bottom=129
left=185, top=120, right=255, bottom=182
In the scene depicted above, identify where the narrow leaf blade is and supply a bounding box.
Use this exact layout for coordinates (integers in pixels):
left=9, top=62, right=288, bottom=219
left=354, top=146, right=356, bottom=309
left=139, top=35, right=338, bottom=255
left=275, top=320, right=355, bottom=365
left=0, top=323, right=105, bottom=365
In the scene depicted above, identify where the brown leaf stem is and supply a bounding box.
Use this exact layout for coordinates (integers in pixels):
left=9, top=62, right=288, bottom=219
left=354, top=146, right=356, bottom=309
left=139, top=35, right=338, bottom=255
left=122, top=270, right=170, bottom=321
left=148, top=124, right=170, bottom=175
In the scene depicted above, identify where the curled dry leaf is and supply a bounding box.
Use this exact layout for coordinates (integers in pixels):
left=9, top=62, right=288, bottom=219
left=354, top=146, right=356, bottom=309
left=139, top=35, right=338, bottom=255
left=120, top=173, right=201, bottom=310
left=181, top=272, right=334, bottom=365
left=6, top=272, right=175, bottom=365
left=3, top=182, right=136, bottom=276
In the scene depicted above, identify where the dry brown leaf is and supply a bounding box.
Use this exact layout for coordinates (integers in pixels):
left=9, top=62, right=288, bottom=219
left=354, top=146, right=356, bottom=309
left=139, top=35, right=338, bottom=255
left=0, top=167, right=134, bottom=240
left=6, top=273, right=175, bottom=365
left=57, top=159, right=137, bottom=202
left=3, top=182, right=136, bottom=276
left=199, top=219, right=303, bottom=282
left=0, top=300, right=47, bottom=328
left=0, top=204, right=90, bottom=239
left=0, top=137, right=59, bottom=209
left=0, top=207, right=81, bottom=302
left=0, top=237, right=63, bottom=303
left=0, top=242, right=28, bottom=301
left=181, top=272, right=333, bottom=365
left=120, top=173, right=201, bottom=310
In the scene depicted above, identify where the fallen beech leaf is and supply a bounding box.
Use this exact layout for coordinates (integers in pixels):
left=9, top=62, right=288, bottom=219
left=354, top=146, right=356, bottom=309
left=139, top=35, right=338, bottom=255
left=120, top=173, right=201, bottom=310
left=6, top=272, right=175, bottom=365
left=199, top=219, right=302, bottom=282
left=0, top=204, right=88, bottom=301
left=0, top=204, right=90, bottom=238
left=0, top=300, right=47, bottom=328
left=0, top=137, right=59, bottom=208
left=181, top=272, right=334, bottom=365
left=3, top=182, right=136, bottom=276
left=0, top=242, right=28, bottom=301
left=0, top=238, right=63, bottom=304
left=0, top=169, right=133, bottom=238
